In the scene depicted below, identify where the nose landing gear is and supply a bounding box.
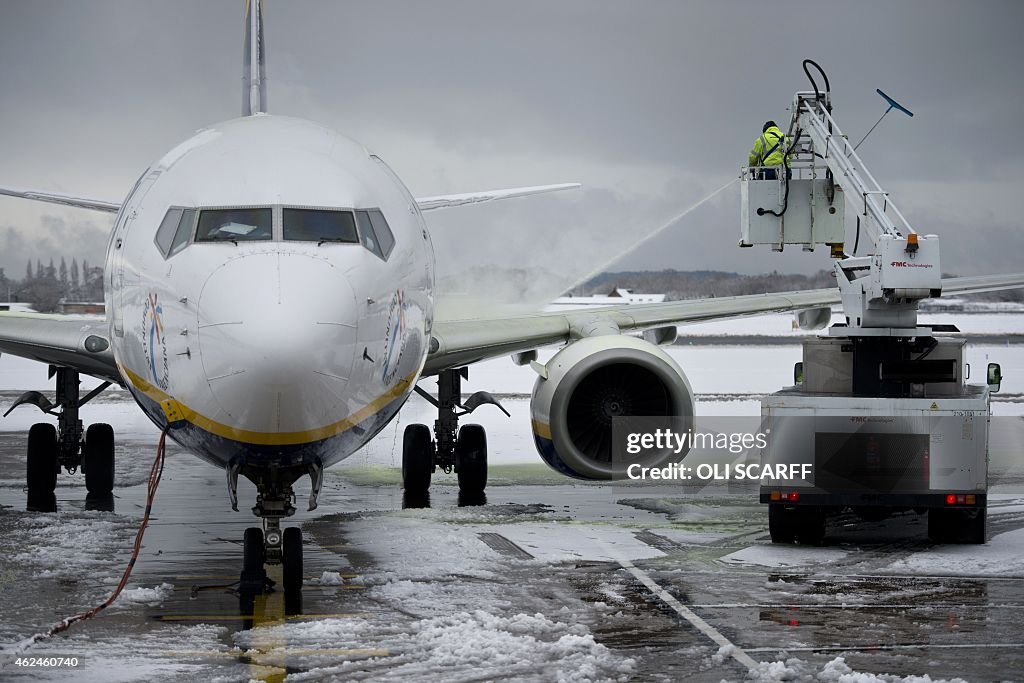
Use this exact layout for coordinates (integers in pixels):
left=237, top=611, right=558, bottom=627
left=234, top=464, right=318, bottom=602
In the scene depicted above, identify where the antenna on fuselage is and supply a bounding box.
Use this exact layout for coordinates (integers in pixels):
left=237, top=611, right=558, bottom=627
left=242, top=0, right=268, bottom=116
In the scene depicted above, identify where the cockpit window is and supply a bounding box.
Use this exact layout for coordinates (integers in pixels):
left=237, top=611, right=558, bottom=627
left=155, top=208, right=184, bottom=255
left=354, top=209, right=395, bottom=260
left=369, top=209, right=396, bottom=258
left=154, top=207, right=197, bottom=259
left=168, top=209, right=196, bottom=257
left=195, top=208, right=272, bottom=242
left=282, top=208, right=358, bottom=243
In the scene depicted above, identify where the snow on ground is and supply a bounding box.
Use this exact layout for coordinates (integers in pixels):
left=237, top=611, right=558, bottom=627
left=117, top=582, right=175, bottom=606
left=744, top=654, right=967, bottom=683
left=2, top=624, right=237, bottom=683
left=7, top=512, right=136, bottom=583
left=719, top=544, right=850, bottom=569
left=232, top=611, right=635, bottom=683
left=474, top=522, right=665, bottom=563
left=881, top=527, right=1024, bottom=577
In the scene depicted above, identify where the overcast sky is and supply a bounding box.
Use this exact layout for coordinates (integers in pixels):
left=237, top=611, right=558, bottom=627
left=1, top=1, right=1022, bottom=302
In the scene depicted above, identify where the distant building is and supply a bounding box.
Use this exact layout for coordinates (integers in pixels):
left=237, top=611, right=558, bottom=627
left=60, top=302, right=105, bottom=315
left=547, top=287, right=666, bottom=311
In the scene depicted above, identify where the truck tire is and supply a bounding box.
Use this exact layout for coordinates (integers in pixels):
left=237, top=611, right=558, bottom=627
left=794, top=506, right=826, bottom=546
left=929, top=508, right=984, bottom=543
left=768, top=505, right=796, bottom=544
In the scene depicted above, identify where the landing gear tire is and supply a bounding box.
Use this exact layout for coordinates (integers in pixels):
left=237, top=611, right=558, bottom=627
left=83, top=423, right=115, bottom=494
left=243, top=527, right=265, bottom=573
left=402, top=424, right=433, bottom=493
left=26, top=423, right=58, bottom=494
left=456, top=424, right=487, bottom=496
left=282, top=527, right=303, bottom=593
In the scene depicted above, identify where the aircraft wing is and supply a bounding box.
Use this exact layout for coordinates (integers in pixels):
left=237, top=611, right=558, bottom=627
left=0, top=312, right=120, bottom=383
left=0, top=181, right=579, bottom=215
left=415, top=183, right=580, bottom=212
left=0, top=185, right=121, bottom=213
left=423, top=272, right=1024, bottom=375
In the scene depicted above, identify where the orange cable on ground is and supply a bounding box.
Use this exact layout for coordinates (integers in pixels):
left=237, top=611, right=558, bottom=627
left=9, top=429, right=169, bottom=655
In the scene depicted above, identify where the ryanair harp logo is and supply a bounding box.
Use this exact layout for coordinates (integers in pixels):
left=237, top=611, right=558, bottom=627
left=381, top=289, right=407, bottom=385
left=141, top=292, right=170, bottom=390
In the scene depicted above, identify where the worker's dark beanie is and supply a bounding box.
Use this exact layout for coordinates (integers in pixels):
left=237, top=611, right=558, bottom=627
left=763, top=121, right=776, bottom=132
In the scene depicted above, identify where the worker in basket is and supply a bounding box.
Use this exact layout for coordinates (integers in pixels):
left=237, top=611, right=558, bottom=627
left=748, top=120, right=788, bottom=180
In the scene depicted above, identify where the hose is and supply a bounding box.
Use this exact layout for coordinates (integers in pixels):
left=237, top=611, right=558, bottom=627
left=9, top=430, right=169, bottom=655
left=759, top=59, right=833, bottom=220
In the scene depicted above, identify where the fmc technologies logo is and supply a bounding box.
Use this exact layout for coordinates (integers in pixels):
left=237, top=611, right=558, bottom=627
left=141, top=292, right=170, bottom=390
left=890, top=261, right=933, bottom=268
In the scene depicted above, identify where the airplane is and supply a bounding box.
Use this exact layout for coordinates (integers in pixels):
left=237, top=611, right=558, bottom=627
left=2, top=1, right=1023, bottom=594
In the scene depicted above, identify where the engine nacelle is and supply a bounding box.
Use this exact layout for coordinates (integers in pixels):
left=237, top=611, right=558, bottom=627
left=531, top=335, right=695, bottom=480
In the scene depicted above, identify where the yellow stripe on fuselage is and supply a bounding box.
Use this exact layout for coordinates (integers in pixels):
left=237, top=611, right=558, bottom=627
left=120, top=364, right=416, bottom=446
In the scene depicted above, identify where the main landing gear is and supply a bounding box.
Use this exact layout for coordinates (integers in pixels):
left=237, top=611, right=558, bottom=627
left=4, top=365, right=114, bottom=509
left=405, top=367, right=509, bottom=505
left=230, top=458, right=322, bottom=606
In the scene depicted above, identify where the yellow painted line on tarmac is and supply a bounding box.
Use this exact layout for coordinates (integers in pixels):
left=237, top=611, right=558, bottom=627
left=167, top=648, right=389, bottom=660
left=248, top=564, right=287, bottom=683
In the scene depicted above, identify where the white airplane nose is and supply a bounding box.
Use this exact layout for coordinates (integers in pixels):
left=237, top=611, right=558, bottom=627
left=196, top=252, right=359, bottom=434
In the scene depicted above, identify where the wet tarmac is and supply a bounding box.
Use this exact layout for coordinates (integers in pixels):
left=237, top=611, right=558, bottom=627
left=2, top=425, right=1024, bottom=682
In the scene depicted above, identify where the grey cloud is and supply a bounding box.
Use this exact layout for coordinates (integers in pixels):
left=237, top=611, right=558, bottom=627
left=0, top=0, right=1021, bottom=282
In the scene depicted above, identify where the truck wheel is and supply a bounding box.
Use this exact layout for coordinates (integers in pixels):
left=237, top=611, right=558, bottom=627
left=794, top=507, right=826, bottom=546
left=768, top=505, right=796, bottom=544
left=928, top=508, right=952, bottom=543
left=959, top=508, right=987, bottom=545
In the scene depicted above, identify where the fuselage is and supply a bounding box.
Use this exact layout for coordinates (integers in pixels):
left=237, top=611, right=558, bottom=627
left=104, top=114, right=434, bottom=471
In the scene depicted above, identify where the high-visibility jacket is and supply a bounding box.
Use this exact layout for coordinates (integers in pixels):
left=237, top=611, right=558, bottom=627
left=748, top=125, right=787, bottom=168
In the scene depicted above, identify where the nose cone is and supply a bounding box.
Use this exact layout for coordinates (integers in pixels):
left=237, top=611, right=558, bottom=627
left=197, top=252, right=358, bottom=434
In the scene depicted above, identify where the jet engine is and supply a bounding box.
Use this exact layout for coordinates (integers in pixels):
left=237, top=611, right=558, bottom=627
left=530, top=335, right=695, bottom=479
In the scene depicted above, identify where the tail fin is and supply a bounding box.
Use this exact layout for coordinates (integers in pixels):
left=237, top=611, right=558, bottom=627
left=242, top=0, right=267, bottom=116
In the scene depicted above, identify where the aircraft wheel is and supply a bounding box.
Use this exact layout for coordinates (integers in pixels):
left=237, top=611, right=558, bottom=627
left=243, top=527, right=265, bottom=573
left=26, top=423, right=58, bottom=494
left=84, top=423, right=115, bottom=494
left=282, top=527, right=303, bottom=593
left=456, top=424, right=487, bottom=496
left=402, top=424, right=433, bottom=493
